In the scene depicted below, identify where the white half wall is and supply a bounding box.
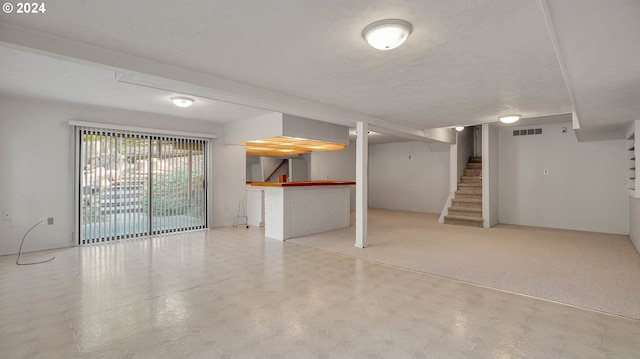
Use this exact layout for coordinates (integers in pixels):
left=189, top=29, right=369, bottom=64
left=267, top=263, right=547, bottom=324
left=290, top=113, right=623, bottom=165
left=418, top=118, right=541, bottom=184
left=369, top=141, right=449, bottom=214
left=0, top=95, right=245, bottom=255
left=498, top=122, right=628, bottom=234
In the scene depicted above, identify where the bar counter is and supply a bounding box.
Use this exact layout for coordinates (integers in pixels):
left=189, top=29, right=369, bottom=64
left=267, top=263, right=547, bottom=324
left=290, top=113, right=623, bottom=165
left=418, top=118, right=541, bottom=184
left=249, top=180, right=356, bottom=187
left=250, top=180, right=355, bottom=240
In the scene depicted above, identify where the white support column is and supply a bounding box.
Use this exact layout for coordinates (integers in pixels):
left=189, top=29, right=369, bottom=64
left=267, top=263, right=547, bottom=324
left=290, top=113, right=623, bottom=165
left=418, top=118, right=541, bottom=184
left=355, top=121, right=368, bottom=248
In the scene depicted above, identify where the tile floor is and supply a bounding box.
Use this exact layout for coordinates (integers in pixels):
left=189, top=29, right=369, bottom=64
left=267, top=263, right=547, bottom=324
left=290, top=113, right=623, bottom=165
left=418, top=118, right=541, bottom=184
left=1, top=227, right=639, bottom=359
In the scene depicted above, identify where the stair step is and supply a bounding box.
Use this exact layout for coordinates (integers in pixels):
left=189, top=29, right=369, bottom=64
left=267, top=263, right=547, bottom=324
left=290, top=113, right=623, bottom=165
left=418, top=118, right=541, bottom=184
left=458, top=182, right=482, bottom=187
left=451, top=198, right=482, bottom=208
left=469, top=157, right=482, bottom=163
left=457, top=190, right=482, bottom=195
left=444, top=215, right=483, bottom=227
left=466, top=163, right=482, bottom=169
left=455, top=192, right=482, bottom=200
left=457, top=186, right=482, bottom=192
left=448, top=207, right=482, bottom=218
left=460, top=176, right=481, bottom=182
left=464, top=169, right=482, bottom=176
left=452, top=198, right=482, bottom=203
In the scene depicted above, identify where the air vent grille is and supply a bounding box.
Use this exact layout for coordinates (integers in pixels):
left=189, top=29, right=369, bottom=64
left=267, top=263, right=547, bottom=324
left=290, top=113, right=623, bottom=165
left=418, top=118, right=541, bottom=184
left=513, top=128, right=543, bottom=136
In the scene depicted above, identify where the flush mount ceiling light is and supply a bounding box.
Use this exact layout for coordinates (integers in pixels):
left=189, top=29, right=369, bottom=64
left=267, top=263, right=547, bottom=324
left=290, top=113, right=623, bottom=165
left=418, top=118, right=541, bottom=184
left=499, top=115, right=520, bottom=124
left=455, top=126, right=465, bottom=132
left=171, top=96, right=194, bottom=108
left=362, top=19, right=413, bottom=50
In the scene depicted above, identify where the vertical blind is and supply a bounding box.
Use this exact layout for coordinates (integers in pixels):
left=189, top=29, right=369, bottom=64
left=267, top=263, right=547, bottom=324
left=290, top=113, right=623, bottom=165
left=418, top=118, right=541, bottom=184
left=79, top=128, right=207, bottom=244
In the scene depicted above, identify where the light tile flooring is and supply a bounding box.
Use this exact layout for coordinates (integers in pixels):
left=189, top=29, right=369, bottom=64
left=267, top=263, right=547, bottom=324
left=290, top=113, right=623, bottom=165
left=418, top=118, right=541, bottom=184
left=1, top=227, right=639, bottom=359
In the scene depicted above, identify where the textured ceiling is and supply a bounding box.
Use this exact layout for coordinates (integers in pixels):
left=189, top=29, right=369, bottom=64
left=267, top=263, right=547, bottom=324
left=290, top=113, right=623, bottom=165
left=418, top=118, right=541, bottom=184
left=0, top=0, right=638, bottom=141
left=0, top=47, right=271, bottom=122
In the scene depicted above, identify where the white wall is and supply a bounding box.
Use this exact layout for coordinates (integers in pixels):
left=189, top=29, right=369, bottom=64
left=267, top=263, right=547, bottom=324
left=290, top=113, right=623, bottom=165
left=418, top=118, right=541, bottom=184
left=498, top=122, right=628, bottom=234
left=631, top=197, right=640, bottom=252
left=369, top=141, right=449, bottom=214
left=457, top=127, right=475, bottom=179
left=246, top=155, right=262, bottom=181
left=211, top=139, right=246, bottom=228
left=482, top=124, right=500, bottom=227
left=0, top=95, right=245, bottom=255
left=310, top=143, right=356, bottom=208
left=261, top=157, right=289, bottom=182
left=289, top=158, right=309, bottom=181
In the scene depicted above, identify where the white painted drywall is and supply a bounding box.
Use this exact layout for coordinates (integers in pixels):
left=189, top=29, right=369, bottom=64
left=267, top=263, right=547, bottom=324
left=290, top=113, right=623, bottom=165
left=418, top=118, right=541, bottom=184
left=261, top=157, right=288, bottom=182
left=224, top=112, right=349, bottom=145
left=368, top=141, right=449, bottom=214
left=498, top=122, right=628, bottom=234
left=263, top=185, right=351, bottom=240
left=0, top=95, right=245, bottom=255
left=310, top=144, right=356, bottom=180
left=310, top=144, right=356, bottom=209
left=482, top=123, right=499, bottom=228
left=246, top=186, right=264, bottom=227
left=211, top=137, right=247, bottom=228
left=246, top=155, right=262, bottom=181
left=457, top=127, right=475, bottom=180
left=223, top=112, right=283, bottom=144
left=289, top=158, right=309, bottom=181
left=630, top=197, right=640, bottom=253
left=283, top=114, right=349, bottom=145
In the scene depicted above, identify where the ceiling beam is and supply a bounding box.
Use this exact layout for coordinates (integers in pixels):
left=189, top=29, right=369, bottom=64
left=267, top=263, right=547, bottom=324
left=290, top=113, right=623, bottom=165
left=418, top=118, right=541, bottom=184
left=538, top=0, right=581, bottom=131
left=0, top=22, right=455, bottom=144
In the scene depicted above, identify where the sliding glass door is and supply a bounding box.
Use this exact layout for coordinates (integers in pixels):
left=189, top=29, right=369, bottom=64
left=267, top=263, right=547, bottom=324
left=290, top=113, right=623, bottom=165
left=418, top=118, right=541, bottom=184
left=78, top=128, right=207, bottom=244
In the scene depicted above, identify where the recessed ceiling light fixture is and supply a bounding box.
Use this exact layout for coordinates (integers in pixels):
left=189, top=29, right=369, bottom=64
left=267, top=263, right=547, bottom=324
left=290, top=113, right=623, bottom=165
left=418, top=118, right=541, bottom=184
left=499, top=115, right=520, bottom=124
left=362, top=19, right=413, bottom=50
left=455, top=126, right=465, bottom=132
left=171, top=96, right=194, bottom=108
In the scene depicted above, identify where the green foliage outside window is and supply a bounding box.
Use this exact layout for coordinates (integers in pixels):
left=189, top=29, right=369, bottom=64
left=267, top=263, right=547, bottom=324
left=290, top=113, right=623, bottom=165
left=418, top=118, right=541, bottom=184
left=143, top=169, right=204, bottom=217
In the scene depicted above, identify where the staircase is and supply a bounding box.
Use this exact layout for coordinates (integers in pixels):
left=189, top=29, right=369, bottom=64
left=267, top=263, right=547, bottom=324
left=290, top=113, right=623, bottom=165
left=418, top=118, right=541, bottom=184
left=444, top=156, right=483, bottom=227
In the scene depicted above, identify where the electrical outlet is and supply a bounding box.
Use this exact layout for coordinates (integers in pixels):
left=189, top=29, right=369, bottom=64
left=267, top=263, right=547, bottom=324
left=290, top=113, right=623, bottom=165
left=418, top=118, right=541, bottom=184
left=2, top=210, right=10, bottom=221
left=39, top=217, right=46, bottom=223
left=543, top=169, right=549, bottom=175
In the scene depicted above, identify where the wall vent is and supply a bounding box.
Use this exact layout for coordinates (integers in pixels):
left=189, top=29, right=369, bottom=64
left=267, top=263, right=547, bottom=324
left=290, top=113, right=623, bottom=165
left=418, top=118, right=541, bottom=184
left=513, top=128, right=543, bottom=136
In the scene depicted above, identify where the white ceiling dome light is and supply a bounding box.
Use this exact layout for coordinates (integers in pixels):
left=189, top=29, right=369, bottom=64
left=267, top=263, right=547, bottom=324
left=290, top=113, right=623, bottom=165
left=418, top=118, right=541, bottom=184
left=455, top=126, right=465, bottom=132
left=362, top=19, right=413, bottom=50
left=171, top=96, right=194, bottom=108
left=499, top=115, right=520, bottom=124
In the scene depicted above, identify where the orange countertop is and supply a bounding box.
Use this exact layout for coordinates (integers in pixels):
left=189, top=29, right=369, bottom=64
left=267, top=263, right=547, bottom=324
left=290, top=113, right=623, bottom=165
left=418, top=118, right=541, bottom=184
left=249, top=180, right=356, bottom=187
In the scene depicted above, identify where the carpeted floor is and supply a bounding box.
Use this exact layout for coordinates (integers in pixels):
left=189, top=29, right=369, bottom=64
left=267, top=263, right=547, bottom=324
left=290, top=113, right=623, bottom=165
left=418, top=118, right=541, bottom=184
left=289, top=209, right=640, bottom=319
